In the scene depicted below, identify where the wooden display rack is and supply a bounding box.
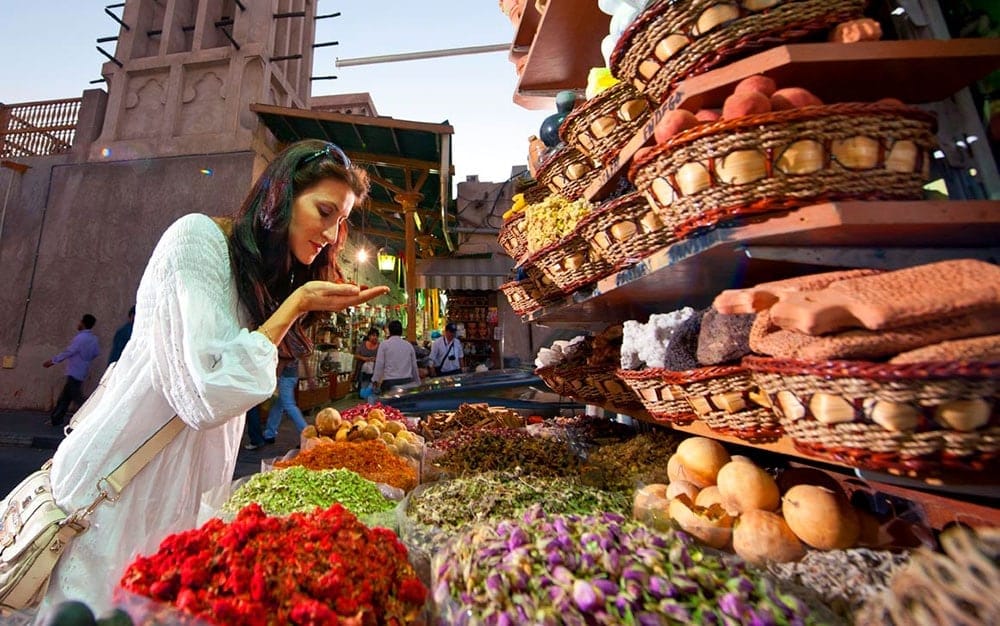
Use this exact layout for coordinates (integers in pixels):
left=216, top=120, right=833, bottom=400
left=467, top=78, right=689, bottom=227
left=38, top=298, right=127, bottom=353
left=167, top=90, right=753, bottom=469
left=507, top=3, right=1000, bottom=530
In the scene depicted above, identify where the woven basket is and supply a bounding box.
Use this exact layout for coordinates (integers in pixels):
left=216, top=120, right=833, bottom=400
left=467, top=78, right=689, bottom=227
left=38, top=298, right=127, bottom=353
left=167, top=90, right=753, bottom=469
left=527, top=229, right=616, bottom=294
left=662, top=365, right=782, bottom=442
left=576, top=191, right=676, bottom=269
left=498, top=211, right=529, bottom=260
left=500, top=277, right=560, bottom=316
left=522, top=181, right=550, bottom=204
left=744, top=356, right=1000, bottom=476
left=535, top=145, right=603, bottom=200
left=536, top=364, right=644, bottom=410
left=560, top=81, right=654, bottom=166
left=616, top=369, right=698, bottom=426
left=611, top=0, right=864, bottom=104
left=629, top=103, right=937, bottom=239
left=535, top=364, right=573, bottom=397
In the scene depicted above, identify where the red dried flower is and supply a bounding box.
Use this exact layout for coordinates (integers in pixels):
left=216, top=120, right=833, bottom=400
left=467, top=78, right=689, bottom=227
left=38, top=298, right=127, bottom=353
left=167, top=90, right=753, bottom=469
left=120, top=502, right=426, bottom=625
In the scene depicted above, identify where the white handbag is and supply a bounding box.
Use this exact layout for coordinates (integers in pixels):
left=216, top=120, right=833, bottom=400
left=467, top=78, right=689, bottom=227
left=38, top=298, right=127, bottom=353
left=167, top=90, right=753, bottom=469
left=0, top=415, right=185, bottom=611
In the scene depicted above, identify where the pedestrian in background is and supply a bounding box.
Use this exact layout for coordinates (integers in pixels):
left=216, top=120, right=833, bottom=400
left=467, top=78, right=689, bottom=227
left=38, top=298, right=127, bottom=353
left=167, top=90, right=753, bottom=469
left=372, top=319, right=420, bottom=391
left=353, top=326, right=381, bottom=391
left=107, top=304, right=136, bottom=364
left=261, top=357, right=308, bottom=444
left=43, top=313, right=100, bottom=427
left=429, top=322, right=465, bottom=377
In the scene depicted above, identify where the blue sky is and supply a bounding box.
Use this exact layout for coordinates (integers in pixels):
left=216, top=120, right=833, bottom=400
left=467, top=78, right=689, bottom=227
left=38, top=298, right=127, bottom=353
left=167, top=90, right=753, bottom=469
left=0, top=0, right=546, bottom=185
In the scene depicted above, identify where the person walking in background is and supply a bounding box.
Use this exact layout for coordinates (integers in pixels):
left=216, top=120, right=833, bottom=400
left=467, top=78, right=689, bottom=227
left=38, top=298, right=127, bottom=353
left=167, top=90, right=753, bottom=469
left=429, top=322, right=465, bottom=377
left=262, top=358, right=308, bottom=443
left=242, top=403, right=269, bottom=451
left=372, top=319, right=420, bottom=391
left=353, top=326, right=381, bottom=391
left=107, top=304, right=136, bottom=364
left=43, top=313, right=100, bottom=427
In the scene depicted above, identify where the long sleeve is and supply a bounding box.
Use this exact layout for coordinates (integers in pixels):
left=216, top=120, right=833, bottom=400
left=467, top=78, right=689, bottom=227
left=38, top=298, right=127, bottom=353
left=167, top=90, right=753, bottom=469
left=52, top=334, right=84, bottom=363
left=410, top=347, right=421, bottom=385
left=372, top=342, right=387, bottom=383
left=147, top=214, right=278, bottom=429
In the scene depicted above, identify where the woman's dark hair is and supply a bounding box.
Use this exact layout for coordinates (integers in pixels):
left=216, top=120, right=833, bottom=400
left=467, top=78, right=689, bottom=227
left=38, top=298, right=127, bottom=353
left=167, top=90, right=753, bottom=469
left=366, top=327, right=380, bottom=340
left=229, top=139, right=369, bottom=359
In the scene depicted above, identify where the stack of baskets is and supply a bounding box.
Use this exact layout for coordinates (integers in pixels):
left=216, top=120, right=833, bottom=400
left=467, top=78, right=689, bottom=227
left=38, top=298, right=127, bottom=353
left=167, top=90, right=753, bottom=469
left=610, top=0, right=864, bottom=104
left=745, top=357, right=1000, bottom=476
left=629, top=103, right=937, bottom=239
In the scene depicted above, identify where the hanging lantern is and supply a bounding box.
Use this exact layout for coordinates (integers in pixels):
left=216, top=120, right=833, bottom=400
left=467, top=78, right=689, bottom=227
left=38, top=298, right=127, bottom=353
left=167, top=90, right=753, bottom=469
left=377, top=246, right=396, bottom=272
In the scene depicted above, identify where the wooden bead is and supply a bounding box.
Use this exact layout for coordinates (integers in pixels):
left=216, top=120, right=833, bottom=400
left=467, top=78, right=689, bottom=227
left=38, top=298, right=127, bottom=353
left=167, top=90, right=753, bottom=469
left=654, top=34, right=691, bottom=62
left=694, top=4, right=741, bottom=36
left=776, top=140, right=825, bottom=175
left=715, top=149, right=768, bottom=185
left=885, top=139, right=919, bottom=173
left=866, top=399, right=920, bottom=432
left=934, top=399, right=990, bottom=431
left=777, top=390, right=805, bottom=421
left=831, top=136, right=881, bottom=170
left=675, top=162, right=713, bottom=196
left=810, top=393, right=857, bottom=425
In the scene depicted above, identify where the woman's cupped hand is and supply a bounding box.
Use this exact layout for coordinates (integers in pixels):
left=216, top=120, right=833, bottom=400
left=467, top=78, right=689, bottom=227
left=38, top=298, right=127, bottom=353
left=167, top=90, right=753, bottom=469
left=295, top=281, right=390, bottom=313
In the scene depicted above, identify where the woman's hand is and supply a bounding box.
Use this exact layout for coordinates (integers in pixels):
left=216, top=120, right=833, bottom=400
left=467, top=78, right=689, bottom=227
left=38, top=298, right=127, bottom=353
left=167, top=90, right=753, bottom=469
left=294, top=281, right=390, bottom=314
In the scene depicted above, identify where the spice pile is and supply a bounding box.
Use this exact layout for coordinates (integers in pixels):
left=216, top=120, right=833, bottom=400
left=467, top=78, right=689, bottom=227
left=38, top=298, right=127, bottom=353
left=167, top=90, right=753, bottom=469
left=431, top=427, right=580, bottom=477
left=433, top=504, right=836, bottom=625
left=581, top=431, right=684, bottom=491
left=275, top=439, right=419, bottom=492
left=220, top=466, right=396, bottom=518
left=120, top=503, right=426, bottom=625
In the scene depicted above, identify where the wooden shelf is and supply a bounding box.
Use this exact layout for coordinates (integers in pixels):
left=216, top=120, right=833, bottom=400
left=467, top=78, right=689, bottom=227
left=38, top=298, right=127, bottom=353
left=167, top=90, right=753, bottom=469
left=510, top=1, right=542, bottom=57
left=512, top=0, right=609, bottom=110
left=522, top=200, right=1000, bottom=324
left=582, top=39, right=1000, bottom=200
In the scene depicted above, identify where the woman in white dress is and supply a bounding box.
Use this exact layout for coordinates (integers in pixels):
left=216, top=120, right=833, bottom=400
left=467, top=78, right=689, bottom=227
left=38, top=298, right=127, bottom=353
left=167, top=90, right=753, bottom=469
left=41, top=140, right=389, bottom=614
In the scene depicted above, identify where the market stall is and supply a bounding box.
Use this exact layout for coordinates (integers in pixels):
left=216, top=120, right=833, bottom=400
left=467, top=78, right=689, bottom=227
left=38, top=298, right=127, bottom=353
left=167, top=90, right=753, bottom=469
left=15, top=1, right=1000, bottom=625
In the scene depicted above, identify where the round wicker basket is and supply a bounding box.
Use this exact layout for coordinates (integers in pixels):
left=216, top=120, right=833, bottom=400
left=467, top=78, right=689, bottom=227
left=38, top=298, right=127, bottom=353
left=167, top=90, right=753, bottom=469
left=745, top=356, right=1000, bottom=476
left=611, top=0, right=864, bottom=104
left=560, top=81, right=654, bottom=166
left=629, top=103, right=937, bottom=239
left=576, top=191, right=675, bottom=269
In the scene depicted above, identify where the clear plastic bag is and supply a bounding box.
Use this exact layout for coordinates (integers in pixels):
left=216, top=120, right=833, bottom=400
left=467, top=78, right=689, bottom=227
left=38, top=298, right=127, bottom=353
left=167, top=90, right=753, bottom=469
left=111, top=588, right=215, bottom=625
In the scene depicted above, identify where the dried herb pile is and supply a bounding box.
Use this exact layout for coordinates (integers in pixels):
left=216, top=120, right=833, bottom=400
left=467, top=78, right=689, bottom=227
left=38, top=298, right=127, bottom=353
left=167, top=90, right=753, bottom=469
left=220, top=466, right=395, bottom=518
left=431, top=427, right=580, bottom=477
left=581, top=431, right=684, bottom=491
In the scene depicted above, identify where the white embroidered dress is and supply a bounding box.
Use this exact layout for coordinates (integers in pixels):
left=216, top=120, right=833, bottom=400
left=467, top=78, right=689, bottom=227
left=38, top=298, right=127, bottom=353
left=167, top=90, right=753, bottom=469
left=44, top=214, right=278, bottom=613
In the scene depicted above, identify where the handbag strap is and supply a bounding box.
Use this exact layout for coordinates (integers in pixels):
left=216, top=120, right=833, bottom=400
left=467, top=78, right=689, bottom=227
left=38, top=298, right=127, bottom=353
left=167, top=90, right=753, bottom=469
left=73, top=415, right=185, bottom=521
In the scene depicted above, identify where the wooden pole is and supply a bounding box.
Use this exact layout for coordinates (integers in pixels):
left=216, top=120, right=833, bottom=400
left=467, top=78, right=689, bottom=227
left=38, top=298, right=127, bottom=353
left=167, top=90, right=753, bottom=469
left=395, top=191, right=423, bottom=341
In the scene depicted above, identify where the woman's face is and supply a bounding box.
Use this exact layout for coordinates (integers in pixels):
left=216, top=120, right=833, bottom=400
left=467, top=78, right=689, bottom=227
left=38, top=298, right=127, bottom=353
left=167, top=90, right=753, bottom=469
left=288, top=177, right=356, bottom=265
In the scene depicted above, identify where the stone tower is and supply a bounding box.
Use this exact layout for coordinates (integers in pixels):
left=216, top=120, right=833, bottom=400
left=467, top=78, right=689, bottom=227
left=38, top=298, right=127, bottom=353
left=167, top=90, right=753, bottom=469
left=91, top=0, right=321, bottom=161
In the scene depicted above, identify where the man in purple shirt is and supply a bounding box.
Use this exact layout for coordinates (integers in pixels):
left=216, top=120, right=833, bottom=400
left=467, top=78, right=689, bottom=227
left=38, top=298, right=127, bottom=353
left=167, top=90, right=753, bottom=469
left=44, top=313, right=100, bottom=426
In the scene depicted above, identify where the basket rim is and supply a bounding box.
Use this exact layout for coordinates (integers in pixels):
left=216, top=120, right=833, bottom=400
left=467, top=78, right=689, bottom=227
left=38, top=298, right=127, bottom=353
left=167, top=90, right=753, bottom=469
left=742, top=355, right=1000, bottom=382
left=616, top=365, right=745, bottom=382
left=628, top=102, right=937, bottom=181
